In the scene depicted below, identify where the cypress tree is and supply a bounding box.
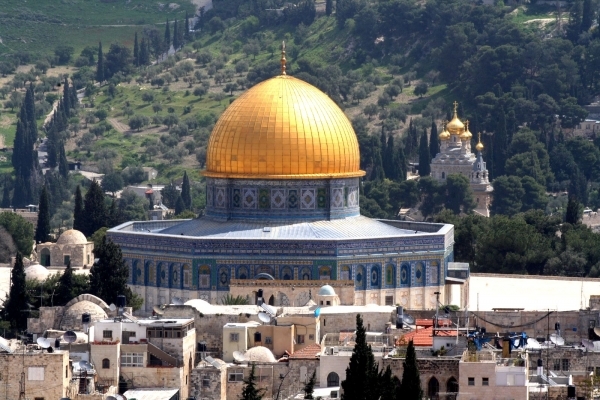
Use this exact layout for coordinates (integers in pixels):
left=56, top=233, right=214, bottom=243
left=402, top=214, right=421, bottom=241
left=35, top=185, right=50, bottom=244
left=59, top=142, right=68, bottom=179
left=173, top=20, right=180, bottom=50
left=385, top=134, right=398, bottom=180
left=400, top=340, right=423, bottom=400
left=175, top=195, right=185, bottom=216
left=326, top=0, right=333, bottom=15
left=90, top=236, right=135, bottom=306
left=418, top=128, right=431, bottom=177
left=303, top=371, right=316, bottom=399
left=140, top=37, right=149, bottom=66
left=133, top=32, right=139, bottom=67
left=582, top=0, right=594, bottom=32
left=24, top=84, right=37, bottom=141
left=492, top=108, right=507, bottom=178
left=56, top=260, right=74, bottom=305
left=185, top=12, right=191, bottom=41
left=371, top=136, right=385, bottom=181
left=96, top=42, right=104, bottom=83
left=341, top=314, right=379, bottom=400
left=181, top=171, right=192, bottom=210
left=164, top=19, right=171, bottom=51
left=1, top=182, right=10, bottom=208
left=566, top=195, right=581, bottom=224
left=429, top=119, right=439, bottom=159
left=63, top=78, right=71, bottom=116
left=2, top=253, right=29, bottom=330
left=394, top=145, right=407, bottom=181
left=82, top=180, right=106, bottom=237
left=240, top=364, right=265, bottom=400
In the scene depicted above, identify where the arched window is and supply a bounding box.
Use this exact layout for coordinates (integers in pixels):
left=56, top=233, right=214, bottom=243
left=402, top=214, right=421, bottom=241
left=102, top=358, right=110, bottom=369
left=40, top=248, right=51, bottom=267
left=428, top=377, right=439, bottom=399
left=327, top=372, right=340, bottom=387
left=446, top=377, right=459, bottom=400
left=441, top=172, right=446, bottom=179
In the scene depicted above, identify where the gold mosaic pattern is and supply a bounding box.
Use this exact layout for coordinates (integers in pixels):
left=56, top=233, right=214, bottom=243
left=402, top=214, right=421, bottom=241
left=205, top=75, right=365, bottom=179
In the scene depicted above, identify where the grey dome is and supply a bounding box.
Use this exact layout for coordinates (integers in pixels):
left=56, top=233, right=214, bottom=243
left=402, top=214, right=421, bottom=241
left=318, top=285, right=336, bottom=296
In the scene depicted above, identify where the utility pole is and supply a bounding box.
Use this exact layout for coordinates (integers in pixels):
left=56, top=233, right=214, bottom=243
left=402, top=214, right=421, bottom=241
left=434, top=291, right=441, bottom=337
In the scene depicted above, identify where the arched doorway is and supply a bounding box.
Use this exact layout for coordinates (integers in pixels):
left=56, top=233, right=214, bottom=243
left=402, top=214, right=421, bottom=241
left=40, top=248, right=50, bottom=267
left=268, top=295, right=275, bottom=306
left=428, top=377, right=439, bottom=399
left=327, top=372, right=339, bottom=387
left=446, top=377, right=458, bottom=400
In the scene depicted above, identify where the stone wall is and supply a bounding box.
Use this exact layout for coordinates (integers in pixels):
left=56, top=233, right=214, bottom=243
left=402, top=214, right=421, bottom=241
left=320, top=310, right=395, bottom=335
left=90, top=343, right=120, bottom=387
left=0, top=350, right=70, bottom=400
left=36, top=242, right=94, bottom=268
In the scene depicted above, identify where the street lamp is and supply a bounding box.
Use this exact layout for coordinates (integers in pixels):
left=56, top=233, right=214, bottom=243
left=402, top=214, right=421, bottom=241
left=275, top=371, right=290, bottom=400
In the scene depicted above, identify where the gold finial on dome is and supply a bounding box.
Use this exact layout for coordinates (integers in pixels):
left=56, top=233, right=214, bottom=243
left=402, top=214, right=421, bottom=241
left=439, top=120, right=450, bottom=141
left=280, top=41, right=287, bottom=76
left=460, top=119, right=473, bottom=140
left=476, top=132, right=484, bottom=151
left=446, top=101, right=464, bottom=134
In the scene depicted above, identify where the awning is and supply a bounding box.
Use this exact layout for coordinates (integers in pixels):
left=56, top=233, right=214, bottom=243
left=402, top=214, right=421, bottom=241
left=122, top=388, right=179, bottom=400
left=445, top=277, right=466, bottom=284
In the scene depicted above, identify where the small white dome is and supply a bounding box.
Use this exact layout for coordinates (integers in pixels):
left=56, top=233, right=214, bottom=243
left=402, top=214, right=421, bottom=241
left=244, top=346, right=276, bottom=363
left=25, top=263, right=50, bottom=281
left=185, top=299, right=214, bottom=313
left=56, top=229, right=87, bottom=245
left=318, top=285, right=336, bottom=296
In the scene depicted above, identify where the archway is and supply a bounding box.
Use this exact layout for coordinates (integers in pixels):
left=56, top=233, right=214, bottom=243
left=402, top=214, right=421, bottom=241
left=40, top=248, right=51, bottom=267
left=327, top=372, right=339, bottom=387
left=268, top=295, right=275, bottom=306
left=428, top=377, right=439, bottom=399
left=446, top=377, right=458, bottom=400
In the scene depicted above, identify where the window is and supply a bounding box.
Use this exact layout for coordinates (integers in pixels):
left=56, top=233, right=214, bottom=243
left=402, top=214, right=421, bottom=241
left=200, top=275, right=210, bottom=287
left=562, top=359, right=570, bottom=371
left=63, top=255, right=70, bottom=266
left=28, top=367, right=44, bottom=381
left=309, top=334, right=314, bottom=341
left=482, top=377, right=489, bottom=386
left=297, top=335, right=305, bottom=344
left=468, top=377, right=474, bottom=386
left=326, top=301, right=331, bottom=306
left=228, top=369, right=244, bottom=382
left=265, top=337, right=273, bottom=345
left=102, top=359, right=110, bottom=369
left=121, top=353, right=143, bottom=367
left=202, top=376, right=210, bottom=387
left=65, top=365, right=68, bottom=378
left=553, top=359, right=561, bottom=371
left=385, top=296, right=394, bottom=306
left=323, top=319, right=326, bottom=326
left=230, top=333, right=239, bottom=342
left=327, top=372, right=339, bottom=387
left=103, top=330, right=113, bottom=339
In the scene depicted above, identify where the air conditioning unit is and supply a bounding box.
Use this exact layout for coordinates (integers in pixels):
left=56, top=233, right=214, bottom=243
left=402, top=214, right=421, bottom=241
left=330, top=390, right=338, bottom=398
left=332, top=347, right=339, bottom=354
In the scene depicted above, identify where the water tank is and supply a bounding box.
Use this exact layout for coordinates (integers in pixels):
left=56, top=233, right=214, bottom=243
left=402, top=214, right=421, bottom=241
left=254, top=332, right=262, bottom=343
left=82, top=313, right=91, bottom=324
left=116, top=295, right=126, bottom=308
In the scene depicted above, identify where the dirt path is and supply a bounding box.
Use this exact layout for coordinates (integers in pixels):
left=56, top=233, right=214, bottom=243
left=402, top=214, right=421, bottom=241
left=109, top=118, right=130, bottom=134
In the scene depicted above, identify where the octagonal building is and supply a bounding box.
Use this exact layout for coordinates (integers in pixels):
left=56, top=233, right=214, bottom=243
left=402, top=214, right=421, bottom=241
left=108, top=59, right=461, bottom=312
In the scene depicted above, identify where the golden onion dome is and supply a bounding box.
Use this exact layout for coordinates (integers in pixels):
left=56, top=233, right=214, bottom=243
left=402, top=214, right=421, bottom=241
left=475, top=132, right=484, bottom=151
left=438, top=121, right=450, bottom=141
left=460, top=120, right=473, bottom=140
left=446, top=101, right=465, bottom=134
left=204, top=74, right=365, bottom=179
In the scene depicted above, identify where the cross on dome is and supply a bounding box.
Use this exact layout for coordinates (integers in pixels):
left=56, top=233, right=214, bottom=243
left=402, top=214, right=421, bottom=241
left=281, top=41, right=287, bottom=76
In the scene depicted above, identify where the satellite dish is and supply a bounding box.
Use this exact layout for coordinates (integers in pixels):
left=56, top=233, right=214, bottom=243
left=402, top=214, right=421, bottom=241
left=594, top=327, right=600, bottom=337
left=258, top=312, right=271, bottom=324
left=36, top=337, right=51, bottom=349
left=77, top=360, right=93, bottom=371
left=583, top=339, right=595, bottom=350
left=106, top=397, right=118, bottom=400
left=233, top=351, right=246, bottom=363
left=550, top=334, right=565, bottom=346
left=260, top=303, right=276, bottom=316
left=404, top=314, right=415, bottom=325
left=64, top=331, right=77, bottom=344
left=109, top=304, right=117, bottom=312
left=314, top=307, right=321, bottom=318
left=153, top=306, right=165, bottom=316
left=526, top=338, right=541, bottom=350
left=172, top=297, right=184, bottom=305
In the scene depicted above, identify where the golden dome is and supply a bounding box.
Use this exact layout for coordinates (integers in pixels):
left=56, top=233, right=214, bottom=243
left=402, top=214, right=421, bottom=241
left=460, top=120, right=473, bottom=140
left=439, top=122, right=450, bottom=141
left=446, top=101, right=464, bottom=134
left=475, top=132, right=484, bottom=151
left=204, top=75, right=365, bottom=179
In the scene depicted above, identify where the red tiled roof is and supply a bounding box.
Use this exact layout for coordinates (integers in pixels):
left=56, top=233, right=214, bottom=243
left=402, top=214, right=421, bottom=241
left=288, top=343, right=322, bottom=360
left=396, top=327, right=458, bottom=347
left=415, top=318, right=452, bottom=327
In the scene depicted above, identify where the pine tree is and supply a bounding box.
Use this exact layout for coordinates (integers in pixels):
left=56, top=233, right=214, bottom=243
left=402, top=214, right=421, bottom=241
left=35, top=185, right=50, bottom=244
left=133, top=32, right=139, bottom=67
left=241, top=364, right=265, bottom=400
left=326, top=0, right=333, bottom=15
left=82, top=180, right=106, bottom=237
left=181, top=171, right=191, bottom=209
left=303, top=371, right=316, bottom=399
left=73, top=185, right=85, bottom=233
left=2, top=253, right=29, bottom=330
left=164, top=19, right=171, bottom=51
left=400, top=340, right=423, bottom=400
left=175, top=195, right=185, bottom=216
left=341, top=314, right=379, bottom=400
left=56, top=260, right=74, bottom=305
left=96, top=42, right=104, bottom=83
left=90, top=236, right=137, bottom=306
left=418, top=128, right=431, bottom=177
left=173, top=20, right=180, bottom=50
left=429, top=119, right=439, bottom=159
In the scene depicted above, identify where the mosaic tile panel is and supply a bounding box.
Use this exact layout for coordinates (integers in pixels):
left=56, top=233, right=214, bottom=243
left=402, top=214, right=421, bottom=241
left=347, top=187, right=359, bottom=207
left=271, top=189, right=286, bottom=209
left=300, top=189, right=316, bottom=209
left=331, top=188, right=344, bottom=209
left=206, top=186, right=214, bottom=207
left=259, top=189, right=270, bottom=209
left=243, top=188, right=257, bottom=209
left=288, top=190, right=298, bottom=209
left=317, top=188, right=327, bottom=209
left=215, top=187, right=227, bottom=209
left=232, top=188, right=241, bottom=208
